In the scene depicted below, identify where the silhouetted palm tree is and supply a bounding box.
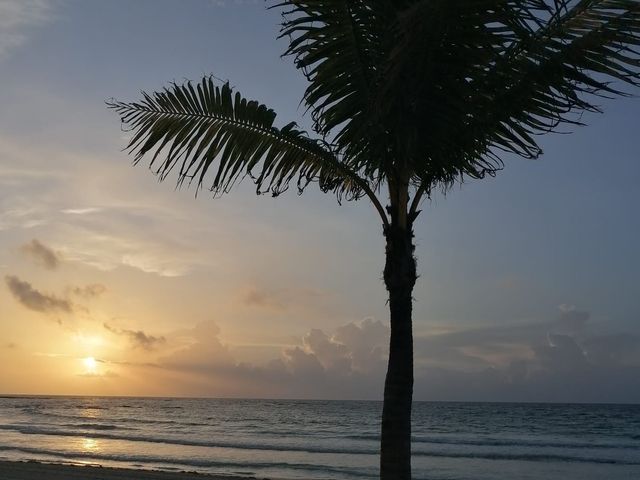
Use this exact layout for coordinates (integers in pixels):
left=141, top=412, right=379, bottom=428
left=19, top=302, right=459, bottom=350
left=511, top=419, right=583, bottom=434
left=109, top=1, right=640, bottom=478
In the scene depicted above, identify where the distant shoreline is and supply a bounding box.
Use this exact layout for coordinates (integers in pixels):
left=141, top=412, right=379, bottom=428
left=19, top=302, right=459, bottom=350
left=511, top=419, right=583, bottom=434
left=0, top=460, right=263, bottom=480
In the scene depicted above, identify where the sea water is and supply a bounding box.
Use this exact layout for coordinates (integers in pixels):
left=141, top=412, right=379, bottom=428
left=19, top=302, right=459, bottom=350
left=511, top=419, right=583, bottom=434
left=0, top=397, right=638, bottom=479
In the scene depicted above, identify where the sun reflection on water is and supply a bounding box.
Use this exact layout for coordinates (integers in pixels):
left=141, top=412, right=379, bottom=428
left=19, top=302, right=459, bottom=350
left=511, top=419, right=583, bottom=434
left=80, top=405, right=102, bottom=419
left=81, top=438, right=100, bottom=452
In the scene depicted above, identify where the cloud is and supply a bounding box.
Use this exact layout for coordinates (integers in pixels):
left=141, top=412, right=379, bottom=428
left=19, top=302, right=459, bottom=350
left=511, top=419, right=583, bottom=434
left=71, top=283, right=107, bottom=298
left=60, top=224, right=206, bottom=277
left=533, top=333, right=588, bottom=372
left=412, top=306, right=594, bottom=371
left=282, top=346, right=326, bottom=377
left=104, top=323, right=166, bottom=351
left=77, top=370, right=119, bottom=378
left=20, top=239, right=60, bottom=270
left=0, top=136, right=218, bottom=277
left=33, top=352, right=73, bottom=358
left=285, top=318, right=388, bottom=375
left=241, top=286, right=328, bottom=311
left=161, top=322, right=234, bottom=369
left=242, top=287, right=285, bottom=310
left=0, top=0, right=53, bottom=61
left=0, top=137, right=306, bottom=280
left=85, top=309, right=640, bottom=402
left=0, top=206, right=47, bottom=231
left=5, top=342, right=17, bottom=349
left=298, top=329, right=350, bottom=372
left=61, top=207, right=102, bottom=215
left=153, top=319, right=388, bottom=399
left=555, top=305, right=590, bottom=333
left=583, top=334, right=640, bottom=366
left=333, top=318, right=388, bottom=372
left=408, top=306, right=640, bottom=403
left=4, top=275, right=73, bottom=314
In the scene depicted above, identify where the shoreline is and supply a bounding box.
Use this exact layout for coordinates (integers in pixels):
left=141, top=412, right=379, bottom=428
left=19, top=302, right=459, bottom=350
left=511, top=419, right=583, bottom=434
left=0, top=460, right=264, bottom=480
left=1, top=394, right=637, bottom=406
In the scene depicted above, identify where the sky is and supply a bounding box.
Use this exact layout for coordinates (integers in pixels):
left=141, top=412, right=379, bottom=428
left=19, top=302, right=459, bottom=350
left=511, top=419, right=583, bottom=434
left=0, top=0, right=639, bottom=403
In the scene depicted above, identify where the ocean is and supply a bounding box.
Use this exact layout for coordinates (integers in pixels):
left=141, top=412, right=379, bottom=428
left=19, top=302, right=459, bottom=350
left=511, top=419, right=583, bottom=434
left=0, top=397, right=638, bottom=479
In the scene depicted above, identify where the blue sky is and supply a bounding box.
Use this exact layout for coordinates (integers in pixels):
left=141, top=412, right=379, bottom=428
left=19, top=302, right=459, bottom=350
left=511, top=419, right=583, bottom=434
left=0, top=0, right=639, bottom=402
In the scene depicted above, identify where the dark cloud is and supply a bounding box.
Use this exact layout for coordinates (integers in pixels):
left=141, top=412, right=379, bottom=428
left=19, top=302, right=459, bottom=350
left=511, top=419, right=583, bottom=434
left=410, top=307, right=640, bottom=403
left=20, top=239, right=60, bottom=270
left=299, top=329, right=350, bottom=372
left=534, top=333, right=588, bottom=372
left=5, top=275, right=73, bottom=314
left=104, top=323, right=166, bottom=351
left=282, top=346, right=326, bottom=377
left=241, top=286, right=327, bottom=311
left=284, top=319, right=388, bottom=376
left=5, top=342, right=17, bottom=349
left=413, top=307, right=594, bottom=371
left=242, top=288, right=285, bottom=310
left=333, top=318, right=388, bottom=372
left=583, top=334, right=640, bottom=366
left=412, top=360, right=640, bottom=404
left=555, top=305, right=590, bottom=334
left=71, top=283, right=107, bottom=298
left=3, top=276, right=104, bottom=321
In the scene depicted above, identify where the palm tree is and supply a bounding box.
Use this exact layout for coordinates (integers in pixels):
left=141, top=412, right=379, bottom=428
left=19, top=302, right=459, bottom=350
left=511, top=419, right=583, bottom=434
left=108, top=1, right=640, bottom=478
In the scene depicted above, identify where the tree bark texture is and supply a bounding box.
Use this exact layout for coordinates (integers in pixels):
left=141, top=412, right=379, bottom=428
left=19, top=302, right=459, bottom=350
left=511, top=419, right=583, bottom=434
left=380, top=216, right=416, bottom=480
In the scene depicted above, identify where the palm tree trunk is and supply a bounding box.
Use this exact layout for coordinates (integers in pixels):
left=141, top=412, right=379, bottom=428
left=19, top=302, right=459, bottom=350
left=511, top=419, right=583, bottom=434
left=380, top=217, right=416, bottom=480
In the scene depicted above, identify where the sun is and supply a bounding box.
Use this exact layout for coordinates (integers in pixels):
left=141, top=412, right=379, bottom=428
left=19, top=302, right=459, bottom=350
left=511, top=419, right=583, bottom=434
left=83, top=357, right=98, bottom=373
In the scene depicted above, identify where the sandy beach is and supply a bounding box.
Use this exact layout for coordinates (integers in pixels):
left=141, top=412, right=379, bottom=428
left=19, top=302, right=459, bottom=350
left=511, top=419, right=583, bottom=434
left=0, top=460, right=260, bottom=480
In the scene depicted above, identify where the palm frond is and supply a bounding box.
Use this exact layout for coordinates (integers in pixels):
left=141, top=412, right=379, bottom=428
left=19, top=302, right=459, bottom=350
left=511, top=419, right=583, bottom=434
left=278, top=1, right=395, bottom=173
left=373, top=0, right=640, bottom=193
left=107, top=77, right=373, bottom=204
left=370, top=0, right=548, bottom=188
left=468, top=0, right=640, bottom=155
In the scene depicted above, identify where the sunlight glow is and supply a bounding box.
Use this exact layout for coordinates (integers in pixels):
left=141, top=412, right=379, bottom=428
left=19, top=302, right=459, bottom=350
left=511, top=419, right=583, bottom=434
left=73, top=333, right=105, bottom=347
left=81, top=438, right=100, bottom=452
left=83, top=357, right=97, bottom=373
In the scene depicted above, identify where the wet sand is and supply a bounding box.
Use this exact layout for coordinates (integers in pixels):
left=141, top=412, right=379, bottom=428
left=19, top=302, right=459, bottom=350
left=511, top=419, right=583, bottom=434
left=0, top=460, right=263, bottom=480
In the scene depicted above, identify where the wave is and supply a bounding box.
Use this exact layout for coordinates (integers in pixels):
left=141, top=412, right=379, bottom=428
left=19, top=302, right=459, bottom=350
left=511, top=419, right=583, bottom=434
left=18, top=410, right=208, bottom=428
left=0, top=441, right=637, bottom=468
left=60, top=423, right=125, bottom=431
left=414, top=435, right=640, bottom=451
left=415, top=450, right=640, bottom=465
left=1, top=424, right=638, bottom=465
left=0, top=445, right=375, bottom=478
left=0, top=424, right=376, bottom=455
left=12, top=412, right=349, bottom=439
left=344, top=433, right=640, bottom=451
